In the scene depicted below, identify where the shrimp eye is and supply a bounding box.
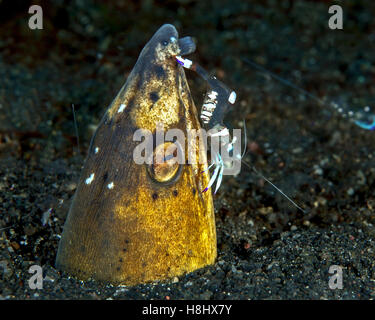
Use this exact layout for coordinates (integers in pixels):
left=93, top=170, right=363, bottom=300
left=162, top=40, right=169, bottom=46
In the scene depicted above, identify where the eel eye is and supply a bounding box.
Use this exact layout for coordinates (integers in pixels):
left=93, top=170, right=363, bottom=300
left=162, top=40, right=169, bottom=46
left=147, top=142, right=182, bottom=183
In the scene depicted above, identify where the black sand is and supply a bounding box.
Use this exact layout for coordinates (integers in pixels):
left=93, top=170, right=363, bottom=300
left=0, top=0, right=374, bottom=299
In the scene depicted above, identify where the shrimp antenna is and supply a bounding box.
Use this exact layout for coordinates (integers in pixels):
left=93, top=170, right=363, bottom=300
left=0, top=225, right=14, bottom=232
left=241, top=159, right=307, bottom=214
left=240, top=120, right=306, bottom=214
left=242, top=58, right=375, bottom=130
left=240, top=118, right=248, bottom=159
left=242, top=58, right=322, bottom=104
left=72, top=104, right=80, bottom=154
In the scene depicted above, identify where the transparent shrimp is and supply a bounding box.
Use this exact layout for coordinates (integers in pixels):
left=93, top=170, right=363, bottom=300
left=176, top=55, right=306, bottom=213
left=243, top=58, right=375, bottom=131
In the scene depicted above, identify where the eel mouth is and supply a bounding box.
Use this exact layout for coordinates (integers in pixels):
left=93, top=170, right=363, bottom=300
left=178, top=36, right=196, bottom=56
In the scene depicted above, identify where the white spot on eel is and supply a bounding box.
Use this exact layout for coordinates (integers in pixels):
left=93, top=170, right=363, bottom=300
left=95, top=147, right=99, bottom=154
left=117, top=104, right=126, bottom=113
left=107, top=182, right=114, bottom=189
left=85, top=173, right=95, bottom=185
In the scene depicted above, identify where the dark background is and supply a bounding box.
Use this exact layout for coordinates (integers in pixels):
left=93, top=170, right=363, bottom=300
left=0, top=0, right=374, bottom=299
